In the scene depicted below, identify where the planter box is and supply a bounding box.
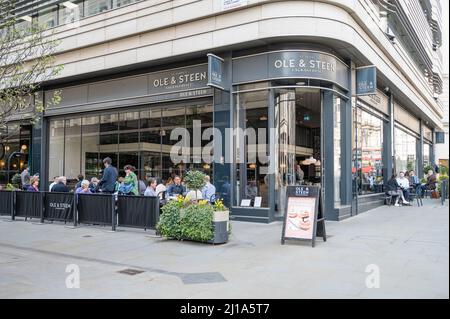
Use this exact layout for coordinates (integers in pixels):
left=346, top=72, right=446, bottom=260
left=208, top=210, right=230, bottom=244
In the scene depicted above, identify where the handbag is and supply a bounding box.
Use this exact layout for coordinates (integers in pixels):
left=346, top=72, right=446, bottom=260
left=119, top=183, right=134, bottom=195
left=431, top=190, right=439, bottom=199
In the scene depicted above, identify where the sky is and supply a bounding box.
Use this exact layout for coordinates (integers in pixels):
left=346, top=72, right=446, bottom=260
left=443, top=0, right=449, bottom=74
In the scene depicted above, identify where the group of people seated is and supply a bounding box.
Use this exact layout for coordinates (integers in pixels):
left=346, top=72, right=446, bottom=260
left=385, top=169, right=437, bottom=206
left=41, top=157, right=219, bottom=204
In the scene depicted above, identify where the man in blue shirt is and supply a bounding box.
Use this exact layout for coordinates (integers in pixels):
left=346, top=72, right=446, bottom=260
left=167, top=175, right=186, bottom=197
left=201, top=175, right=216, bottom=202
left=98, top=157, right=118, bottom=194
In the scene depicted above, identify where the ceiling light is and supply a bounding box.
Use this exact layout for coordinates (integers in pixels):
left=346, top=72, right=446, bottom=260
left=296, top=81, right=306, bottom=86
left=62, top=1, right=79, bottom=9
left=259, top=115, right=268, bottom=121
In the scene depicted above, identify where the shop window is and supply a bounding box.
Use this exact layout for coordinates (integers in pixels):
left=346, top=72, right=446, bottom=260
left=235, top=90, right=269, bottom=208
left=48, top=120, right=65, bottom=183
left=394, top=126, right=417, bottom=174
left=85, top=0, right=111, bottom=16
left=64, top=118, right=82, bottom=183
left=82, top=115, right=100, bottom=180
left=354, top=108, right=384, bottom=195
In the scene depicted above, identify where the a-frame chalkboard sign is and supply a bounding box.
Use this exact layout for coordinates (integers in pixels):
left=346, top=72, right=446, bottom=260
left=281, top=185, right=327, bottom=247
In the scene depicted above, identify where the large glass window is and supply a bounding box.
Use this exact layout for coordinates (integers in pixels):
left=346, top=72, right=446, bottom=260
left=48, top=119, right=65, bottom=181
left=48, top=100, right=214, bottom=189
left=354, top=107, right=384, bottom=195
left=82, top=115, right=100, bottom=180
left=85, top=0, right=111, bottom=16
left=64, top=118, right=82, bottom=182
left=333, top=96, right=342, bottom=205
left=235, top=89, right=269, bottom=207
left=423, top=142, right=431, bottom=168
left=37, top=6, right=58, bottom=29
left=394, top=126, right=417, bottom=173
left=59, top=0, right=84, bottom=24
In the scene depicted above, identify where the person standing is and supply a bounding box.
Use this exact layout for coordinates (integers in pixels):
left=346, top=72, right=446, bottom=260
left=123, top=165, right=139, bottom=195
left=49, top=176, right=59, bottom=192
left=75, top=174, right=84, bottom=189
left=201, top=175, right=216, bottom=202
left=26, top=176, right=39, bottom=192
left=21, top=165, right=30, bottom=190
left=51, top=176, right=70, bottom=192
left=98, top=157, right=118, bottom=194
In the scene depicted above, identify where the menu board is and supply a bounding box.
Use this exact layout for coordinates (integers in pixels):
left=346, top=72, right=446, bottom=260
left=281, top=186, right=326, bottom=247
left=284, top=197, right=316, bottom=239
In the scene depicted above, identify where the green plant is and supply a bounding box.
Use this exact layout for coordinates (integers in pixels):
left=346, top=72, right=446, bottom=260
left=439, top=166, right=449, bottom=176
left=11, top=173, right=21, bottom=188
left=438, top=175, right=449, bottom=196
left=156, top=200, right=182, bottom=240
left=180, top=204, right=214, bottom=242
left=5, top=183, right=16, bottom=190
left=183, top=170, right=206, bottom=199
left=420, top=178, right=427, bottom=184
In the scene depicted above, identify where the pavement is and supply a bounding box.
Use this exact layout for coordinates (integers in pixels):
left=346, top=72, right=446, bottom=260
left=0, top=199, right=448, bottom=299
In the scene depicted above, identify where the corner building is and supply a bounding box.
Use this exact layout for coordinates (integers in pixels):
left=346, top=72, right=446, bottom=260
left=4, top=0, right=445, bottom=222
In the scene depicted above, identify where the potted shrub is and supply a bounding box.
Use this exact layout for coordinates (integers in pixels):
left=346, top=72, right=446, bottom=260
left=438, top=174, right=449, bottom=198
left=183, top=170, right=206, bottom=200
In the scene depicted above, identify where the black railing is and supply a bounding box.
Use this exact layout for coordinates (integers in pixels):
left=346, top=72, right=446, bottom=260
left=0, top=190, right=160, bottom=231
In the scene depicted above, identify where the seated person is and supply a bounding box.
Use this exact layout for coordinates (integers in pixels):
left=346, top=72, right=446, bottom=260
left=166, top=175, right=186, bottom=197
left=385, top=174, right=409, bottom=206
left=201, top=175, right=216, bottom=202
left=396, top=172, right=410, bottom=202
left=422, top=169, right=437, bottom=191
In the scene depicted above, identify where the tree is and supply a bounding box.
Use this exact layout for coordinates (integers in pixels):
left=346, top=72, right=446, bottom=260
left=0, top=0, right=62, bottom=143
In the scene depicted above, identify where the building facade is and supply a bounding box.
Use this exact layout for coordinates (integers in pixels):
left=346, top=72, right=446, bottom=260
left=435, top=74, right=448, bottom=168
left=0, top=0, right=445, bottom=222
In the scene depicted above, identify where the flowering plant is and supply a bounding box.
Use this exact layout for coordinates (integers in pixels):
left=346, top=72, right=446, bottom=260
left=213, top=199, right=227, bottom=211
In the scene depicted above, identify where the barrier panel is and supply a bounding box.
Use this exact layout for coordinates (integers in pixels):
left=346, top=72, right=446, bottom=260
left=117, top=195, right=160, bottom=230
left=77, top=193, right=115, bottom=230
left=43, top=192, right=76, bottom=222
left=15, top=191, right=43, bottom=220
left=0, top=190, right=14, bottom=216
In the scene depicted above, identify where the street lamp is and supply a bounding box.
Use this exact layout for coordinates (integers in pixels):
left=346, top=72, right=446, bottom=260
left=6, top=151, right=26, bottom=185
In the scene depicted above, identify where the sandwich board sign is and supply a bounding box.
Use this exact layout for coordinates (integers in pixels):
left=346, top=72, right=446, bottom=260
left=281, top=185, right=326, bottom=247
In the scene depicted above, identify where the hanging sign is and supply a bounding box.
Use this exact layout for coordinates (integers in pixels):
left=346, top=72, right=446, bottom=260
left=207, top=53, right=225, bottom=90
left=356, top=65, right=377, bottom=95
left=281, top=186, right=326, bottom=247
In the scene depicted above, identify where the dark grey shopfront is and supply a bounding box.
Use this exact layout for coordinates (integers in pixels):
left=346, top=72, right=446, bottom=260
left=28, top=46, right=434, bottom=222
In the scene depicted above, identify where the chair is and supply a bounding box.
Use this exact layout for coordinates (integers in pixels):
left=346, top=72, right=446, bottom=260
left=408, top=186, right=423, bottom=207
left=384, top=193, right=394, bottom=206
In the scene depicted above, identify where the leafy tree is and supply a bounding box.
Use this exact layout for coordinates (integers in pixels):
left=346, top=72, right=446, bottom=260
left=0, top=0, right=63, bottom=143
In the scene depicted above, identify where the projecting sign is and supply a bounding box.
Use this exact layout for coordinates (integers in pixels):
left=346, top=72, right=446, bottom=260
left=207, top=53, right=225, bottom=90
left=356, top=65, right=377, bottom=95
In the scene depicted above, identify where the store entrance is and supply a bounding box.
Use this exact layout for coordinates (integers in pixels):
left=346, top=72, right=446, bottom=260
left=274, top=88, right=322, bottom=217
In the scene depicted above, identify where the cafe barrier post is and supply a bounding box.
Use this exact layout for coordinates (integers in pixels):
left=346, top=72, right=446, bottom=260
left=112, top=195, right=116, bottom=232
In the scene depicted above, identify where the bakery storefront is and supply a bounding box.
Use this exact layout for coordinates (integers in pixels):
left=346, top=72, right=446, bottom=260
left=38, top=46, right=435, bottom=223
left=228, top=49, right=352, bottom=222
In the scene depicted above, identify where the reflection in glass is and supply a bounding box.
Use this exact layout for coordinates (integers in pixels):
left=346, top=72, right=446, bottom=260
left=82, top=116, right=100, bottom=180
left=354, top=108, right=384, bottom=194
left=64, top=118, right=82, bottom=180
left=235, top=90, right=269, bottom=207
left=333, top=96, right=341, bottom=205
left=395, top=127, right=417, bottom=173
left=423, top=143, right=430, bottom=168
left=48, top=120, right=65, bottom=181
